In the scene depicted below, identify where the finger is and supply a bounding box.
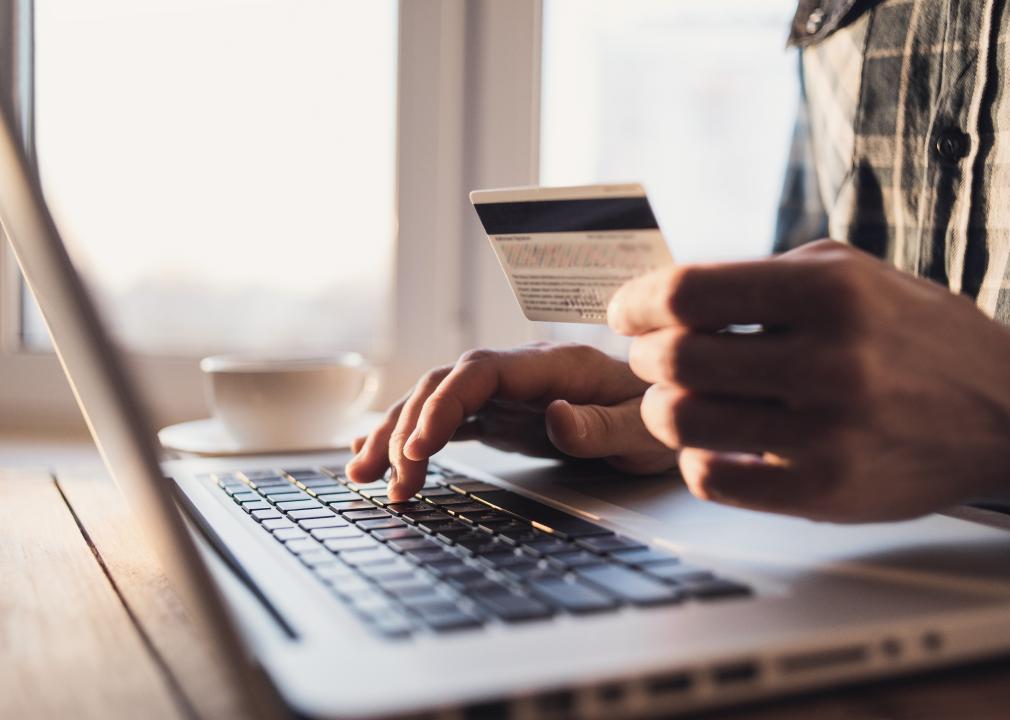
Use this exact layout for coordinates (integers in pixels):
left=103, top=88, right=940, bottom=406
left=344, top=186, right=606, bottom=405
left=386, top=366, right=453, bottom=501
left=608, top=258, right=816, bottom=336
left=350, top=436, right=367, bottom=454
left=345, top=399, right=406, bottom=483
left=678, top=448, right=841, bottom=519
left=640, top=383, right=822, bottom=454
left=628, top=328, right=801, bottom=400
left=403, top=346, right=645, bottom=461
left=545, top=398, right=671, bottom=462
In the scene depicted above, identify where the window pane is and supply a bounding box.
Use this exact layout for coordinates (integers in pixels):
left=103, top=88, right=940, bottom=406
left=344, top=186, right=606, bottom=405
left=33, top=0, right=397, bottom=357
left=541, top=0, right=798, bottom=263
left=540, top=0, right=797, bottom=352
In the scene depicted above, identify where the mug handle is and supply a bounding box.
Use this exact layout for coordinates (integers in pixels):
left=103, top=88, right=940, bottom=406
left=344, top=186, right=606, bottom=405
left=347, top=366, right=381, bottom=419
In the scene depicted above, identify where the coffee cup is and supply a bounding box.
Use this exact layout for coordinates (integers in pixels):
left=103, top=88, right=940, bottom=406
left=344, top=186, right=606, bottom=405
left=200, top=352, right=380, bottom=449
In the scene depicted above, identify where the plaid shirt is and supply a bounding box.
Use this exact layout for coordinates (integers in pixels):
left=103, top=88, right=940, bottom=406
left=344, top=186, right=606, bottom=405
left=776, top=0, right=1010, bottom=323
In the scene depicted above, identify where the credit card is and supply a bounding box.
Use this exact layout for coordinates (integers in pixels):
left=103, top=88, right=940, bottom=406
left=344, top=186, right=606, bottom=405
left=470, top=183, right=674, bottom=323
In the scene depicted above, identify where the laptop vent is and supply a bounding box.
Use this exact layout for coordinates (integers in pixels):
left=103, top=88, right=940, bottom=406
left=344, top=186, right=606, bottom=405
left=779, top=645, right=867, bottom=675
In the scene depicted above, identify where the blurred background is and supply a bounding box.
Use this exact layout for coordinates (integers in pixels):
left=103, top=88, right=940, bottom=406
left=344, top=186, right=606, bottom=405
left=0, top=0, right=797, bottom=432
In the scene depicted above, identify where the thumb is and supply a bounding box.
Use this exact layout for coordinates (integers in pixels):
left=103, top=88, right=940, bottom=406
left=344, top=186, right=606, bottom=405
left=545, top=397, right=668, bottom=461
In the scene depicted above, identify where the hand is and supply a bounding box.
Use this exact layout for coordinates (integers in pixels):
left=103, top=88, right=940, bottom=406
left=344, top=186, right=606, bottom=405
left=345, top=343, right=679, bottom=501
left=608, top=240, right=1010, bottom=522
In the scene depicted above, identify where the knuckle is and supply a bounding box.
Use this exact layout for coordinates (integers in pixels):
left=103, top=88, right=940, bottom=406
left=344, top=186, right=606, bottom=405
left=419, top=365, right=450, bottom=389
left=663, top=266, right=694, bottom=322
left=666, top=330, right=697, bottom=386
left=458, top=347, right=495, bottom=365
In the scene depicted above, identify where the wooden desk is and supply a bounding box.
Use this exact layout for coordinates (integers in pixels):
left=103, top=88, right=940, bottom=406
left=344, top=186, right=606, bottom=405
left=5, top=462, right=1010, bottom=720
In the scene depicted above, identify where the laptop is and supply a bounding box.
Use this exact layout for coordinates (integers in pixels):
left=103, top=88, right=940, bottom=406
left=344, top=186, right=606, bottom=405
left=5, top=102, right=1010, bottom=720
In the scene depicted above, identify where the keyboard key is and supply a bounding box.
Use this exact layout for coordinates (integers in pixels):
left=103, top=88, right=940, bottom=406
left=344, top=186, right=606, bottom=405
left=643, top=563, right=714, bottom=584
left=243, top=469, right=284, bottom=481
left=356, top=560, right=417, bottom=581
left=329, top=499, right=375, bottom=512
left=387, top=537, right=437, bottom=553
left=261, top=518, right=296, bottom=531
left=418, top=487, right=457, bottom=499
left=681, top=579, right=753, bottom=601
left=266, top=492, right=310, bottom=504
left=297, top=516, right=349, bottom=530
left=468, top=589, right=554, bottom=623
left=342, top=548, right=399, bottom=567
left=232, top=492, right=262, bottom=504
left=576, top=565, right=682, bottom=607
left=285, top=538, right=323, bottom=554
left=404, top=511, right=453, bottom=525
left=276, top=499, right=323, bottom=512
left=299, top=550, right=339, bottom=567
left=288, top=508, right=337, bottom=520
left=375, top=577, right=443, bottom=599
left=523, top=538, right=574, bottom=556
left=285, top=469, right=325, bottom=479
left=469, top=490, right=613, bottom=538
left=304, top=486, right=345, bottom=497
left=546, top=551, right=607, bottom=569
left=610, top=548, right=680, bottom=566
left=361, top=608, right=414, bottom=639
left=344, top=509, right=392, bottom=522
left=240, top=501, right=272, bottom=512
left=447, top=479, right=500, bottom=494
left=302, top=476, right=346, bottom=487
left=260, top=486, right=300, bottom=497
left=445, top=502, right=492, bottom=516
left=372, top=527, right=422, bottom=542
left=416, top=607, right=483, bottom=633
left=323, top=537, right=379, bottom=553
left=358, top=518, right=406, bottom=531
left=404, top=547, right=455, bottom=564
left=497, top=527, right=546, bottom=546
left=529, top=577, right=620, bottom=614
left=577, top=535, right=645, bottom=554
left=427, top=495, right=472, bottom=506
left=274, top=528, right=309, bottom=542
left=310, top=526, right=362, bottom=541
left=321, top=465, right=347, bottom=478
left=385, top=501, right=430, bottom=515
left=251, top=509, right=283, bottom=521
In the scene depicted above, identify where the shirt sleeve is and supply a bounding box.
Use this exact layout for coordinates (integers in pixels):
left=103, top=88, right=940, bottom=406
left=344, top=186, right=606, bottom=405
left=773, top=59, right=829, bottom=254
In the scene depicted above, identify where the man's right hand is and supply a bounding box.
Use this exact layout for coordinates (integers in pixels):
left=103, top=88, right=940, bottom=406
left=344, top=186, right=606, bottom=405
left=345, top=343, right=679, bottom=501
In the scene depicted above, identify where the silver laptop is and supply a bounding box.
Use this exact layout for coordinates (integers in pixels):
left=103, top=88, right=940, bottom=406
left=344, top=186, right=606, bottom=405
left=5, top=99, right=1010, bottom=720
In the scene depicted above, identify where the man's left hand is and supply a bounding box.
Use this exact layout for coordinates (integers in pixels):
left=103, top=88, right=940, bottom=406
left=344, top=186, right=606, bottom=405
left=608, top=240, right=1010, bottom=522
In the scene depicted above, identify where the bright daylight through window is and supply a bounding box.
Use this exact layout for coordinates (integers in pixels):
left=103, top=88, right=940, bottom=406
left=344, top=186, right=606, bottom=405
left=25, top=0, right=397, bottom=358
left=540, top=0, right=798, bottom=350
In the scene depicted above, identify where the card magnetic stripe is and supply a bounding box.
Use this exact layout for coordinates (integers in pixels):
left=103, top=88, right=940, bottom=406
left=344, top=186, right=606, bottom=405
left=473, top=197, right=659, bottom=235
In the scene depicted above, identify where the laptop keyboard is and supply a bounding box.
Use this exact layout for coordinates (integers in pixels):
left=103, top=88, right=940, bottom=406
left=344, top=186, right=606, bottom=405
left=212, top=465, right=753, bottom=639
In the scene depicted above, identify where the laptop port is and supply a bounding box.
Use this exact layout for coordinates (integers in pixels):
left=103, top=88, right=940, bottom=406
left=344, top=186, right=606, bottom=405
left=712, top=661, right=759, bottom=686
left=780, top=646, right=867, bottom=674
left=597, top=682, right=627, bottom=704
left=535, top=689, right=575, bottom=715
left=464, top=699, right=510, bottom=720
left=645, top=671, right=693, bottom=696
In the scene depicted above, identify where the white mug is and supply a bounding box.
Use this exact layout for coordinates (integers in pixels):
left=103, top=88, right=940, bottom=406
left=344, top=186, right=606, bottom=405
left=200, top=352, right=380, bottom=449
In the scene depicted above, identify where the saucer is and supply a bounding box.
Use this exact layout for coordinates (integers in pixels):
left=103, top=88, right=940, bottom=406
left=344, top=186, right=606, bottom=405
left=157, top=412, right=383, bottom=457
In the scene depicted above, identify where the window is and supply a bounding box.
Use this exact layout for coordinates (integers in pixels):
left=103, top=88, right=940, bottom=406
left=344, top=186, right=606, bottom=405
left=2, top=0, right=800, bottom=430
left=32, top=0, right=397, bottom=358
left=538, top=0, right=798, bottom=352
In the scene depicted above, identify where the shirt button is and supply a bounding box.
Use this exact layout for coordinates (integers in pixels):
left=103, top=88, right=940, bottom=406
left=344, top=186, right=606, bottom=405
left=935, top=129, right=970, bottom=163
left=805, top=8, right=826, bottom=35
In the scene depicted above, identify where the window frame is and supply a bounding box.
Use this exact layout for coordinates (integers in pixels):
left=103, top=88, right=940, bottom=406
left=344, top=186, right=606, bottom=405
left=0, top=0, right=543, bottom=433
